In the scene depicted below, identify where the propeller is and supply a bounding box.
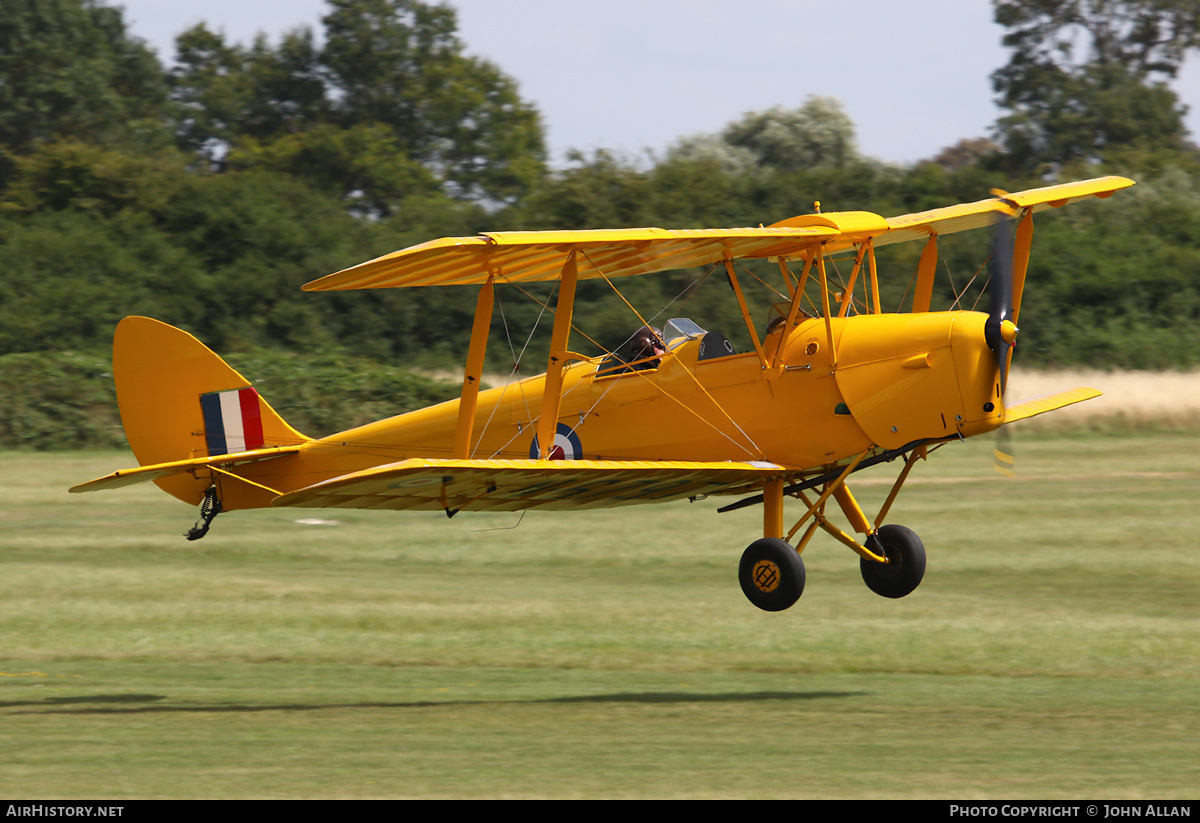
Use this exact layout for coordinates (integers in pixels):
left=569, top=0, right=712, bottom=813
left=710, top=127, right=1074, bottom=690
left=993, top=425, right=1015, bottom=477
left=985, top=208, right=1020, bottom=476
left=984, top=212, right=1019, bottom=398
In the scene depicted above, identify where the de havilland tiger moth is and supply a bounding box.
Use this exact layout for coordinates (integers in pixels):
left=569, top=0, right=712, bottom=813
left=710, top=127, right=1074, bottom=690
left=71, top=176, right=1134, bottom=611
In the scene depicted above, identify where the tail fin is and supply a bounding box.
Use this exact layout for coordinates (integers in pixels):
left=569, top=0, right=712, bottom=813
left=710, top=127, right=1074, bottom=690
left=113, top=316, right=309, bottom=504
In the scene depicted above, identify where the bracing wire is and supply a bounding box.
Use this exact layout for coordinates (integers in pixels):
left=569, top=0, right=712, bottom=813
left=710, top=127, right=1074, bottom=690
left=949, top=256, right=988, bottom=312
left=498, top=261, right=765, bottom=459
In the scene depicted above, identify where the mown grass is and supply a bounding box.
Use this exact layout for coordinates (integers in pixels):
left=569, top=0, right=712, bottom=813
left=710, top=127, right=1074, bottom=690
left=1, top=432, right=1198, bottom=798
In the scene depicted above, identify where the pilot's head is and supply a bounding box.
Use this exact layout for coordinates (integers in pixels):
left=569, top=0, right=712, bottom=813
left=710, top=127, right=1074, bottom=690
left=631, top=326, right=664, bottom=358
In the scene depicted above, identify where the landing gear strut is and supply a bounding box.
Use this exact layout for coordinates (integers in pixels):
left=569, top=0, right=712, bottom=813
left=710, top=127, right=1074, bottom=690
left=735, top=445, right=937, bottom=610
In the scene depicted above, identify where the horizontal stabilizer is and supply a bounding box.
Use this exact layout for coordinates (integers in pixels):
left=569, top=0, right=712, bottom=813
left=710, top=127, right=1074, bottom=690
left=271, top=458, right=788, bottom=513
left=69, top=446, right=303, bottom=494
left=1003, top=387, right=1102, bottom=425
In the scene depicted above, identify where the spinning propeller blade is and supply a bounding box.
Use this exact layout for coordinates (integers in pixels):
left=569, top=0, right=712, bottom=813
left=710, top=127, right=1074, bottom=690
left=993, top=425, right=1015, bottom=477
left=985, top=214, right=1018, bottom=398
left=986, top=208, right=1021, bottom=477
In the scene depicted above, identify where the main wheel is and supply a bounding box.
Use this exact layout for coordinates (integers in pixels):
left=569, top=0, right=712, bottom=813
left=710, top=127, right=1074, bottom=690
left=739, top=538, right=805, bottom=611
left=860, top=524, right=926, bottom=599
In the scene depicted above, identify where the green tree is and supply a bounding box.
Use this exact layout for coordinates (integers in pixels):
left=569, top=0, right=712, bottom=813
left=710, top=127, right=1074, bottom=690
left=170, top=1, right=547, bottom=206
left=319, top=0, right=546, bottom=204
left=515, top=149, right=656, bottom=230
left=0, top=138, right=189, bottom=216
left=667, top=96, right=860, bottom=175
left=226, top=123, right=440, bottom=217
left=0, top=0, right=169, bottom=185
left=992, top=0, right=1200, bottom=170
left=0, top=209, right=205, bottom=354
left=721, top=96, right=859, bottom=172
left=170, top=23, right=328, bottom=164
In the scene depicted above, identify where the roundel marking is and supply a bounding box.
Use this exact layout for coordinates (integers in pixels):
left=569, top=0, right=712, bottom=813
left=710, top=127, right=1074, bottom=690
left=529, top=423, right=583, bottom=460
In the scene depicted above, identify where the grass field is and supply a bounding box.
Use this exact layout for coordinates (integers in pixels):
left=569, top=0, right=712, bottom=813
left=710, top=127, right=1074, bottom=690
left=2, top=428, right=1198, bottom=798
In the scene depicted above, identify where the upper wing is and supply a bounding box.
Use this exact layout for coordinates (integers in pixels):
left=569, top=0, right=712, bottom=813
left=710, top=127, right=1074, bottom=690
left=872, top=176, right=1134, bottom=251
left=270, top=458, right=788, bottom=512
left=303, top=226, right=840, bottom=291
left=303, top=177, right=1133, bottom=291
left=772, top=176, right=1133, bottom=253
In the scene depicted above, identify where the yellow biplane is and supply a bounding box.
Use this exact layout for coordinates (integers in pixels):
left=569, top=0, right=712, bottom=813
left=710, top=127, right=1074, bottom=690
left=72, top=176, right=1133, bottom=611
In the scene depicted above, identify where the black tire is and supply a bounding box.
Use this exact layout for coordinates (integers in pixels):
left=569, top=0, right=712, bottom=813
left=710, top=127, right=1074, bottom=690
left=739, top=538, right=805, bottom=611
left=860, top=524, right=926, bottom=599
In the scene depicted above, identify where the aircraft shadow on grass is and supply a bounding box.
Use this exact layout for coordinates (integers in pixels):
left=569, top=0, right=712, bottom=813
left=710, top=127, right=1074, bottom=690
left=4, top=690, right=864, bottom=714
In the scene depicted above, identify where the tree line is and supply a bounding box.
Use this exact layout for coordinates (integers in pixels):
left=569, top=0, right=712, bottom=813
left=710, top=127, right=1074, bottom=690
left=1, top=0, right=1199, bottom=447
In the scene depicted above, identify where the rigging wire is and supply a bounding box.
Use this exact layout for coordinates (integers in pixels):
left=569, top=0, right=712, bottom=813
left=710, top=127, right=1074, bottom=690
left=823, top=254, right=862, bottom=315
left=583, top=255, right=764, bottom=458
left=943, top=257, right=960, bottom=309
left=969, top=252, right=994, bottom=312
left=294, top=253, right=771, bottom=464
left=574, top=265, right=759, bottom=454
left=497, top=261, right=765, bottom=459
left=470, top=285, right=544, bottom=458
left=735, top=259, right=790, bottom=302
left=948, top=256, right=988, bottom=311
left=471, top=510, right=527, bottom=532
left=895, top=263, right=919, bottom=313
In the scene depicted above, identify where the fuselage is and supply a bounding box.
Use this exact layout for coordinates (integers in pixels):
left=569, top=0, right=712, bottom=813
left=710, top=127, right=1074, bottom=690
left=219, top=310, right=1005, bottom=511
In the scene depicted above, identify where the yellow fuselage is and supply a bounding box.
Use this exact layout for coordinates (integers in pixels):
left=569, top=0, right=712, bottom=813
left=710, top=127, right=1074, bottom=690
left=217, top=310, right=1002, bottom=511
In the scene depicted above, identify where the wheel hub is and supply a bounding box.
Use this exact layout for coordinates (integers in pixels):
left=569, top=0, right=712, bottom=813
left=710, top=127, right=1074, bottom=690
left=751, top=559, right=781, bottom=592
left=873, top=547, right=902, bottom=580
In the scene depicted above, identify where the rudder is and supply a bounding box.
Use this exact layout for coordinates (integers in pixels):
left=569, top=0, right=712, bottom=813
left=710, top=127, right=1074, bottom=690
left=113, top=316, right=309, bottom=504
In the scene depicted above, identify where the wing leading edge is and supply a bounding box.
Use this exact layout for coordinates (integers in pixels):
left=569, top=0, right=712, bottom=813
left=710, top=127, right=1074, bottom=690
left=303, top=177, right=1133, bottom=291
left=874, top=176, right=1134, bottom=250
left=302, top=225, right=841, bottom=291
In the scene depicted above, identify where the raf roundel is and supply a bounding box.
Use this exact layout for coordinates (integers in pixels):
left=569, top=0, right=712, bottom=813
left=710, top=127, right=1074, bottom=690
left=528, top=422, right=583, bottom=460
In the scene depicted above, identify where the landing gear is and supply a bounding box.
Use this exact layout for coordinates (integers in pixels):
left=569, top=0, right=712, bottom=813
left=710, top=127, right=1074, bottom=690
left=860, top=524, right=926, bottom=598
left=735, top=451, right=932, bottom=608
left=739, top=538, right=805, bottom=611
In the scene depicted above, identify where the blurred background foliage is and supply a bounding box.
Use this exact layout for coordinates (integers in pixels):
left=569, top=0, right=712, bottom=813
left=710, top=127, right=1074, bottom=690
left=2, top=0, right=1199, bottom=448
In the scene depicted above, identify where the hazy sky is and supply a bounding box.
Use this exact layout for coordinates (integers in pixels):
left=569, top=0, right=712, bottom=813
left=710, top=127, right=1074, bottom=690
left=116, top=0, right=1200, bottom=166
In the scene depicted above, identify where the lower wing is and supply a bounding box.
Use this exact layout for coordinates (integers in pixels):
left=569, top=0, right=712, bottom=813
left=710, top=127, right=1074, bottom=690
left=270, top=458, right=789, bottom=514
left=1003, top=387, right=1101, bottom=425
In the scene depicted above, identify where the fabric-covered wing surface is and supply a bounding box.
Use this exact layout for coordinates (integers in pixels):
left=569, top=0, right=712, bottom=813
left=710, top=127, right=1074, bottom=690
left=876, top=176, right=1134, bottom=250
left=1002, top=387, right=1102, bottom=425
left=270, top=458, right=788, bottom=512
left=302, top=226, right=841, bottom=291
left=69, top=446, right=304, bottom=493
